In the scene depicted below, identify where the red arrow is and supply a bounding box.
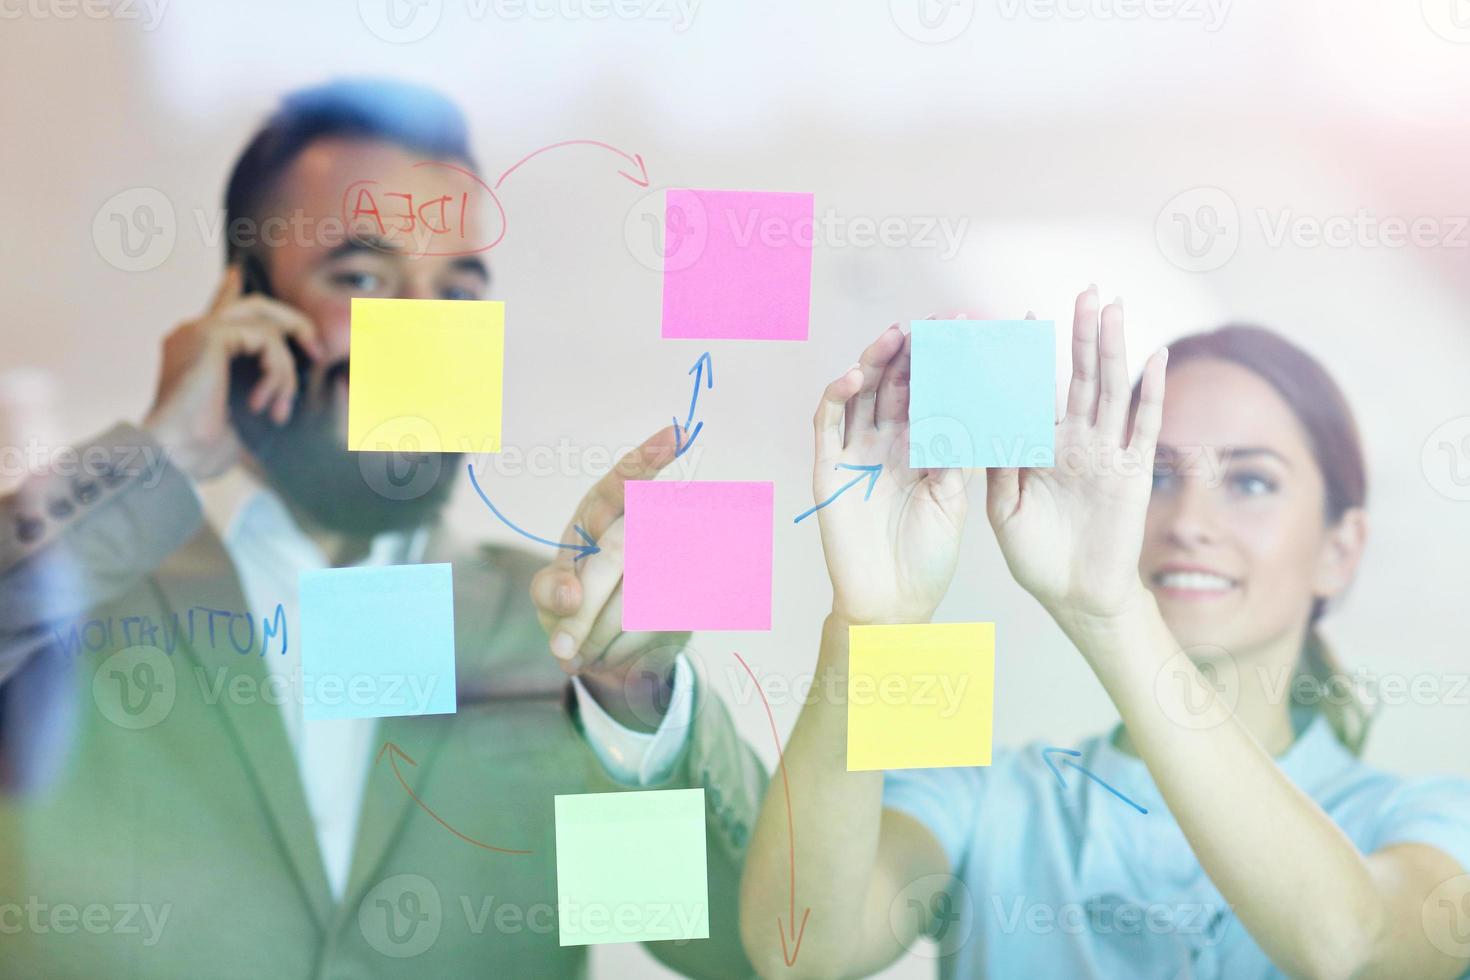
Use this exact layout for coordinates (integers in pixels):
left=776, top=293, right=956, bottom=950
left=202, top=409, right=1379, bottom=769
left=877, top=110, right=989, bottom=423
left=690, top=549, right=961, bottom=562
left=494, top=139, right=649, bottom=190
left=733, top=653, right=812, bottom=967
left=377, top=742, right=533, bottom=855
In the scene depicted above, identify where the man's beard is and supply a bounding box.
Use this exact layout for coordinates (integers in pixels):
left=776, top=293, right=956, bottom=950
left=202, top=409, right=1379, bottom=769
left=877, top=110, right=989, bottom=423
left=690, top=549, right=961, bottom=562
left=227, top=351, right=460, bottom=537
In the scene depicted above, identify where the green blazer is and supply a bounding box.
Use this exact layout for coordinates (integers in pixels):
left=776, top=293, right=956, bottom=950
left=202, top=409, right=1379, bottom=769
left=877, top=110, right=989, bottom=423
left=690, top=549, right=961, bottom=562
left=0, top=424, right=765, bottom=979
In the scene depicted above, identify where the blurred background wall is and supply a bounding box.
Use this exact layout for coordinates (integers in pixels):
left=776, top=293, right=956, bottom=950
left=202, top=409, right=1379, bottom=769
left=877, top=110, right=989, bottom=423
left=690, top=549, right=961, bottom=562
left=3, top=2, right=1470, bottom=975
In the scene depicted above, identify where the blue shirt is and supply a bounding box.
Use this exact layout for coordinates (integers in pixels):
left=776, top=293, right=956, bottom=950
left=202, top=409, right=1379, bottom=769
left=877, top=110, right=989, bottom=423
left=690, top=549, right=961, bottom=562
left=883, top=711, right=1470, bottom=979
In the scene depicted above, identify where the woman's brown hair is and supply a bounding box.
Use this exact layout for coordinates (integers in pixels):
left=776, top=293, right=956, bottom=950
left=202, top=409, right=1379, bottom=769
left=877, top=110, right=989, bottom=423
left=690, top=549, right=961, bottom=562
left=1132, top=324, right=1373, bottom=753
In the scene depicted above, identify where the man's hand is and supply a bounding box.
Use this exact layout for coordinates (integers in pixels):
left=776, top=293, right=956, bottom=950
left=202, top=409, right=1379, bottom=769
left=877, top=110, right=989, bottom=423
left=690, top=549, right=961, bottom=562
left=141, top=264, right=323, bottom=482
left=529, top=427, right=687, bottom=733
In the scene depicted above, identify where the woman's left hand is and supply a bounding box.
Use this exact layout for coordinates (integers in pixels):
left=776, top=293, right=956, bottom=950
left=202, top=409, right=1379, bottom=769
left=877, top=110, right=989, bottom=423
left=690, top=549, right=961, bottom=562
left=985, top=287, right=1168, bottom=631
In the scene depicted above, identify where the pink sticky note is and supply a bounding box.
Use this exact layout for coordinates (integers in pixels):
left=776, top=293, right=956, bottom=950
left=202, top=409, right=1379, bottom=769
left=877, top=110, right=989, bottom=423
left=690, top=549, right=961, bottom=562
left=660, top=189, right=813, bottom=341
left=622, top=481, right=774, bottom=631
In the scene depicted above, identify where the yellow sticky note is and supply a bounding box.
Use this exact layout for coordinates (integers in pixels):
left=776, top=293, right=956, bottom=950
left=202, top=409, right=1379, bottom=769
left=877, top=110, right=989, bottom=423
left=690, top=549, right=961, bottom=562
left=347, top=298, right=504, bottom=454
left=847, top=622, right=994, bottom=771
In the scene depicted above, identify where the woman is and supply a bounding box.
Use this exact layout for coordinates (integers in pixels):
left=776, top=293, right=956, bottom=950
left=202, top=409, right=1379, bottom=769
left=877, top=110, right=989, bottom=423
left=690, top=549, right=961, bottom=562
left=739, top=287, right=1470, bottom=979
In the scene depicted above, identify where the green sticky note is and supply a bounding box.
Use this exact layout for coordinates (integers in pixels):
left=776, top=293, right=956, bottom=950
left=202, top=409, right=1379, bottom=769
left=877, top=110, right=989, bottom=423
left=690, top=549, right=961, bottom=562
left=554, top=789, right=709, bottom=946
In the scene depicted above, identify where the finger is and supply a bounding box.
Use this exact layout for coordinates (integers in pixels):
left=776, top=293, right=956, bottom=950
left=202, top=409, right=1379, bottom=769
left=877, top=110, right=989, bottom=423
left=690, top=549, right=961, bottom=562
left=576, top=426, right=680, bottom=544
left=530, top=563, right=584, bottom=628
left=256, top=338, right=299, bottom=424
left=547, top=520, right=625, bottom=668
left=1127, top=347, right=1169, bottom=456
left=815, top=366, right=862, bottom=462
left=207, top=264, right=244, bottom=315
left=548, top=427, right=677, bottom=584
left=225, top=297, right=325, bottom=361
left=925, top=465, right=969, bottom=522
left=1064, top=285, right=1101, bottom=423
left=223, top=327, right=294, bottom=418
left=844, top=325, right=905, bottom=436
left=985, top=466, right=1021, bottom=526
left=1095, top=297, right=1130, bottom=445
left=874, top=329, right=913, bottom=428
left=577, top=580, right=629, bottom=671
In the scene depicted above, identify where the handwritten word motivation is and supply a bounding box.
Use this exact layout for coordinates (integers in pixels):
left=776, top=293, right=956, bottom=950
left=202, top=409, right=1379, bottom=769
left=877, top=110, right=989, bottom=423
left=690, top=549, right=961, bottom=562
left=53, top=605, right=287, bottom=659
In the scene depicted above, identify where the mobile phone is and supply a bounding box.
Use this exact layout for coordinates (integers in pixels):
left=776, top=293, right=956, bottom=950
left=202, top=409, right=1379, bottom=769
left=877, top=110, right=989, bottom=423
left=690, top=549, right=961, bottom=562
left=226, top=256, right=310, bottom=455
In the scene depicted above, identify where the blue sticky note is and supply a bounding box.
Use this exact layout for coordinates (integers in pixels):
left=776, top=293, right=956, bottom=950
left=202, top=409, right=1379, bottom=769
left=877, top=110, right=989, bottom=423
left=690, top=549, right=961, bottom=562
left=300, top=563, right=457, bottom=721
left=909, top=320, right=1056, bottom=469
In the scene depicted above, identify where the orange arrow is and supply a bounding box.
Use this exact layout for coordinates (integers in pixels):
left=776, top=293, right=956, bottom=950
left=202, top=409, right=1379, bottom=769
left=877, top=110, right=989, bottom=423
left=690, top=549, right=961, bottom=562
left=494, top=139, right=649, bottom=190
left=733, top=653, right=812, bottom=966
left=377, top=742, right=533, bottom=855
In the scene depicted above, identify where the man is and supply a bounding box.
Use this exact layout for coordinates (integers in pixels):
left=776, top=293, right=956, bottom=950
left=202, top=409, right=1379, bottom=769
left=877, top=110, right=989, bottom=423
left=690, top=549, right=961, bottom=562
left=0, top=79, right=762, bottom=978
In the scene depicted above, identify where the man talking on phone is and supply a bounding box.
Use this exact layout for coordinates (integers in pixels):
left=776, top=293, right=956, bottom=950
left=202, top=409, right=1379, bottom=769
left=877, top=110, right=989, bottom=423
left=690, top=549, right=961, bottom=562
left=0, top=79, right=762, bottom=979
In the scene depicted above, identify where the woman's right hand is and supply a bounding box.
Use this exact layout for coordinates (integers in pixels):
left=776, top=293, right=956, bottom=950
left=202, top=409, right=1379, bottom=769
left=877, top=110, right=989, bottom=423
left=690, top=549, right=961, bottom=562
left=810, top=322, right=968, bottom=626
left=141, top=264, right=323, bottom=481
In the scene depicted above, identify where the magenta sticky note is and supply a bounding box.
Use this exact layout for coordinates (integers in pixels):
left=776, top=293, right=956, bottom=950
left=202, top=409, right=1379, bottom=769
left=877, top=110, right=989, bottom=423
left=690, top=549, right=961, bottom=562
left=660, top=189, right=813, bottom=341
left=622, top=481, right=774, bottom=631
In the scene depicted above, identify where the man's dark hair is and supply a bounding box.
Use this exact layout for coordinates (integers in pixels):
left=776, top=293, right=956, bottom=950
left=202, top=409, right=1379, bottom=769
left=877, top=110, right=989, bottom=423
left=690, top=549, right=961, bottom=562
left=223, top=78, right=477, bottom=264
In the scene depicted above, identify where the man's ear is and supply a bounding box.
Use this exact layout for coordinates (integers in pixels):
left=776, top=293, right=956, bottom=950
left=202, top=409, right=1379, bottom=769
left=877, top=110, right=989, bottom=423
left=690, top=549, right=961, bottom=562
left=1313, top=506, right=1368, bottom=604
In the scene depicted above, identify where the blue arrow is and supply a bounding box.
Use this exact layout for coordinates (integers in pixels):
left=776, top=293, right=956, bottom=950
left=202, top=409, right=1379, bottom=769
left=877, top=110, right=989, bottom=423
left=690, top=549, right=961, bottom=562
left=673, top=416, right=704, bottom=458
left=684, top=352, right=713, bottom=429
left=793, top=464, right=883, bottom=524
left=1042, top=747, right=1148, bottom=815
left=466, top=463, right=600, bottom=560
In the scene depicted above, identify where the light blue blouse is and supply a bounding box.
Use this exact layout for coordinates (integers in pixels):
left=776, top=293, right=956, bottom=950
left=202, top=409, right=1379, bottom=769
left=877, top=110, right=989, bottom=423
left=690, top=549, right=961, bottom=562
left=883, top=710, right=1470, bottom=979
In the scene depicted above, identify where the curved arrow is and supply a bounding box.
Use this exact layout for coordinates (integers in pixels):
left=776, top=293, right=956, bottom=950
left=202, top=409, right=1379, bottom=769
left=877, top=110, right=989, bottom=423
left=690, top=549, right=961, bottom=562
left=733, top=653, right=811, bottom=967
left=467, top=463, right=599, bottom=560
left=494, top=139, right=649, bottom=190
left=377, top=742, right=533, bottom=854
left=792, top=463, right=883, bottom=524
left=1042, top=746, right=1148, bottom=815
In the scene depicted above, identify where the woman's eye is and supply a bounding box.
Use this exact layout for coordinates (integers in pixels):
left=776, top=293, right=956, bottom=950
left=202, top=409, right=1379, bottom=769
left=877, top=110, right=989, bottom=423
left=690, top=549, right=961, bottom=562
left=1151, top=468, right=1178, bottom=492
left=1229, top=470, right=1277, bottom=496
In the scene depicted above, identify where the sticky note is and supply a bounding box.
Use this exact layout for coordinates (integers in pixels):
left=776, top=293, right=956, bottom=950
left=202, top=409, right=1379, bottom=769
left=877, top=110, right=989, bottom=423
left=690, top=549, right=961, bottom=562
left=347, top=298, right=504, bottom=454
left=554, top=789, right=709, bottom=946
left=661, top=189, right=813, bottom=341
left=847, top=622, right=995, bottom=771
left=909, top=320, right=1056, bottom=469
left=622, top=481, right=773, bottom=631
left=300, top=563, right=457, bottom=721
